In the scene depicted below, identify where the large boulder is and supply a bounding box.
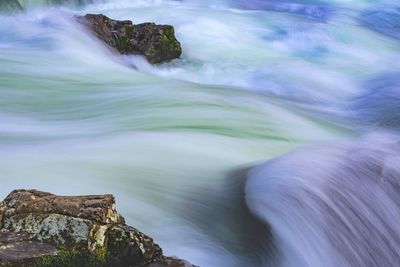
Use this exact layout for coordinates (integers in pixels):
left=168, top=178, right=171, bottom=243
left=77, top=14, right=182, bottom=64
left=0, top=189, right=196, bottom=267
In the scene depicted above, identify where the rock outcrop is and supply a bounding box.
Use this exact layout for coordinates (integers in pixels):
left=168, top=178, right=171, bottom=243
left=77, top=14, right=182, bottom=64
left=0, top=189, right=195, bottom=267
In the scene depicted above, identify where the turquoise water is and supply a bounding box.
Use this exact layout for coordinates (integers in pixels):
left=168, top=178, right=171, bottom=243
left=1, top=1, right=400, bottom=266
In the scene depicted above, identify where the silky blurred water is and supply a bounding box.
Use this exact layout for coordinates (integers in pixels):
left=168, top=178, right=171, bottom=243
left=247, top=132, right=400, bottom=267
left=1, top=0, right=400, bottom=266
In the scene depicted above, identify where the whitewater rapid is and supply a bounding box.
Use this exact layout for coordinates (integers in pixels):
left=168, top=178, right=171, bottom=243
left=1, top=0, right=400, bottom=266
left=247, top=133, right=400, bottom=267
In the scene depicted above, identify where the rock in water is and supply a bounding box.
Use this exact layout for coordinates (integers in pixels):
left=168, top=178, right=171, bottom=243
left=0, top=189, right=196, bottom=267
left=0, top=0, right=22, bottom=12
left=77, top=14, right=182, bottom=64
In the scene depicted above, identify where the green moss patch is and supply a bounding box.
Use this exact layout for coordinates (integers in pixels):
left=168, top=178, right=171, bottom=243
left=32, top=248, right=106, bottom=267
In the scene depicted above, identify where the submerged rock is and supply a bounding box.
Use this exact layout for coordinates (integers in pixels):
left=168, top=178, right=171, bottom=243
left=0, top=189, right=196, bottom=267
left=0, top=0, right=22, bottom=12
left=77, top=14, right=182, bottom=64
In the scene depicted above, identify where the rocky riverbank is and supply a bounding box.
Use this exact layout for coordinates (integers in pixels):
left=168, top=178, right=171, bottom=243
left=0, top=190, right=196, bottom=267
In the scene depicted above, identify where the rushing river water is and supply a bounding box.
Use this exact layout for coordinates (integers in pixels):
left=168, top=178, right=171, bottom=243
left=1, top=0, right=400, bottom=266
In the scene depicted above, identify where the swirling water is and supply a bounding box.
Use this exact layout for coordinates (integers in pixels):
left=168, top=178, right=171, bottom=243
left=1, top=0, right=400, bottom=266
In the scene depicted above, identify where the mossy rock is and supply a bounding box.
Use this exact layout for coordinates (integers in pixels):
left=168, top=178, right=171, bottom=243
left=77, top=14, right=182, bottom=64
left=0, top=190, right=196, bottom=267
left=32, top=248, right=106, bottom=267
left=104, top=225, right=163, bottom=267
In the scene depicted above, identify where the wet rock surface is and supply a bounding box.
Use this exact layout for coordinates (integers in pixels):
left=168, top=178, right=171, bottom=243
left=77, top=14, right=182, bottom=64
left=0, top=189, right=196, bottom=267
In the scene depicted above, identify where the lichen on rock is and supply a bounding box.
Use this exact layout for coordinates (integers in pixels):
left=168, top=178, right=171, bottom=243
left=76, top=14, right=182, bottom=64
left=104, top=224, right=163, bottom=267
left=0, top=189, right=196, bottom=267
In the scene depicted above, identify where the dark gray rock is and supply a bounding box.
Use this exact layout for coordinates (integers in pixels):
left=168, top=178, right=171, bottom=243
left=77, top=14, right=182, bottom=64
